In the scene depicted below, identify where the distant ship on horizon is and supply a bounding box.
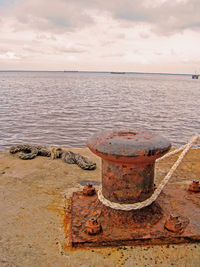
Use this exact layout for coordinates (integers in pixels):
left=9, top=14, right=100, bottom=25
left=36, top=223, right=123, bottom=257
left=110, top=72, right=126, bottom=74
left=64, top=70, right=79, bottom=73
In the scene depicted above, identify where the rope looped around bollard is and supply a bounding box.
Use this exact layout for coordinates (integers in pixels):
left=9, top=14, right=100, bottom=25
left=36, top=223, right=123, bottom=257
left=97, top=133, right=200, bottom=211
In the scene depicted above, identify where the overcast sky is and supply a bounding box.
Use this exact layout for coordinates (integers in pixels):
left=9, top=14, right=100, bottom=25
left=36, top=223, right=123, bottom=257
left=0, top=0, right=199, bottom=73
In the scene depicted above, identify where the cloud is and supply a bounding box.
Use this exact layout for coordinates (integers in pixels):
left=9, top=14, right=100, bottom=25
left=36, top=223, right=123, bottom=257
left=139, top=32, right=150, bottom=39
left=0, top=51, right=20, bottom=59
left=1, top=0, right=200, bottom=35
left=2, top=0, right=94, bottom=33
left=0, top=0, right=199, bottom=73
left=54, top=46, right=86, bottom=54
left=106, top=0, right=200, bottom=34
left=101, top=52, right=125, bottom=58
left=115, top=33, right=126, bottom=39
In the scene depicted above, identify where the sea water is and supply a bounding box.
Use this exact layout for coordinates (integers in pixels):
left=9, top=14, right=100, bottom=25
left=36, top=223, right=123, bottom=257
left=0, top=71, right=199, bottom=151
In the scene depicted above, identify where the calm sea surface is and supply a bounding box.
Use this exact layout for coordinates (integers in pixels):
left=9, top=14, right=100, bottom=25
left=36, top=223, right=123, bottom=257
left=0, top=71, right=199, bottom=151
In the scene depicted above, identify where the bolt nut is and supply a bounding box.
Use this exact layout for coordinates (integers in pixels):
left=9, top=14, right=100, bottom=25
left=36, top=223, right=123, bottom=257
left=83, top=184, right=96, bottom=196
left=188, top=180, right=200, bottom=192
left=85, top=218, right=102, bottom=235
left=164, top=214, right=183, bottom=233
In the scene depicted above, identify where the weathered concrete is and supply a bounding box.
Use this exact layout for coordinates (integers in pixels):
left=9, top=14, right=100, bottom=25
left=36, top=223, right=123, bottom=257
left=0, top=148, right=199, bottom=267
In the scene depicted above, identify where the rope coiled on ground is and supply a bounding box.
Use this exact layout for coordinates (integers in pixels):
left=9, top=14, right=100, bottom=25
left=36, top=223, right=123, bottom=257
left=9, top=145, right=51, bottom=159
left=62, top=151, right=96, bottom=170
left=9, top=145, right=96, bottom=170
left=97, top=133, right=200, bottom=211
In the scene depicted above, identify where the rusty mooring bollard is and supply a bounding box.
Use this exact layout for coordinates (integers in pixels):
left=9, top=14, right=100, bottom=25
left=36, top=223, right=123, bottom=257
left=87, top=129, right=171, bottom=204
left=70, top=129, right=200, bottom=247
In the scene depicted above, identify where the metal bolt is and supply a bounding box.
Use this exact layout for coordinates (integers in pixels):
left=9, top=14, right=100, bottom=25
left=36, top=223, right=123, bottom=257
left=164, top=214, right=183, bottom=233
left=85, top=218, right=102, bottom=235
left=188, top=180, right=200, bottom=192
left=83, top=184, right=96, bottom=196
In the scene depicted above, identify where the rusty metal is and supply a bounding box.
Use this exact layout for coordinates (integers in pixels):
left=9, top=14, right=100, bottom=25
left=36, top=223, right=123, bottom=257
left=68, top=129, right=200, bottom=247
left=188, top=180, right=200, bottom=192
left=154, top=183, right=157, bottom=190
left=87, top=129, right=171, bottom=204
left=164, top=214, right=184, bottom=233
left=83, top=184, right=96, bottom=196
left=70, top=187, right=200, bottom=247
left=85, top=218, right=102, bottom=235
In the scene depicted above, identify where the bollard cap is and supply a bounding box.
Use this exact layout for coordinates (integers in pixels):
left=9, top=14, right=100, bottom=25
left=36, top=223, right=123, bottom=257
left=87, top=129, right=171, bottom=163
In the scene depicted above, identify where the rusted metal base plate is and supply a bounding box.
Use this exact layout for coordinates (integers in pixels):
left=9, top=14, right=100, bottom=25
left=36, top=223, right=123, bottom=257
left=70, top=188, right=200, bottom=247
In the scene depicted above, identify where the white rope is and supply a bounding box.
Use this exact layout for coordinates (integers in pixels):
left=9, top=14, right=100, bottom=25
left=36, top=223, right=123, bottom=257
left=97, top=133, right=199, bottom=211
left=157, top=135, right=200, bottom=162
left=156, top=144, right=187, bottom=162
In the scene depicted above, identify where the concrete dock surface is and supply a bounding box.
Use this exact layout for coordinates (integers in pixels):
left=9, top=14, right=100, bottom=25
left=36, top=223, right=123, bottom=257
left=0, top=148, right=199, bottom=267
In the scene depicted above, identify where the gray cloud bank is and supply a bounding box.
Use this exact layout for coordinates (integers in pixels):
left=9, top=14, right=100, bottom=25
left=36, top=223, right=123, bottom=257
left=1, top=0, right=200, bottom=35
left=0, top=0, right=199, bottom=73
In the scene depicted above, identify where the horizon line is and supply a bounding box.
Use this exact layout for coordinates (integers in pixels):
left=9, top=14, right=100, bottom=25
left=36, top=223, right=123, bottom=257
left=0, top=70, right=193, bottom=76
